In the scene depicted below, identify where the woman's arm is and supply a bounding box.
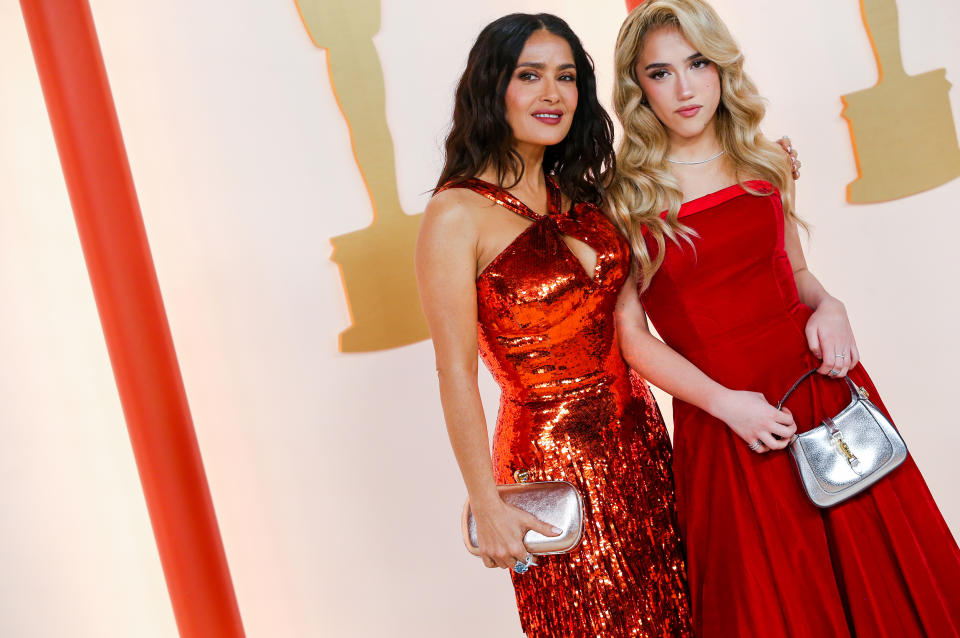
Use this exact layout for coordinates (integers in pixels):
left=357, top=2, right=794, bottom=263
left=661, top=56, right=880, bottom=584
left=781, top=171, right=860, bottom=377
left=415, top=192, right=558, bottom=569
left=615, top=269, right=797, bottom=451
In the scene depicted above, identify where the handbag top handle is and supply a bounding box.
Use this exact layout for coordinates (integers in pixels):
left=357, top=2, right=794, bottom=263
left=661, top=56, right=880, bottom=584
left=776, top=368, right=860, bottom=411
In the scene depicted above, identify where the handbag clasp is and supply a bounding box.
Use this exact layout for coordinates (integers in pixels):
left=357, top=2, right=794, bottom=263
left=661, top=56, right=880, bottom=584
left=830, top=430, right=862, bottom=474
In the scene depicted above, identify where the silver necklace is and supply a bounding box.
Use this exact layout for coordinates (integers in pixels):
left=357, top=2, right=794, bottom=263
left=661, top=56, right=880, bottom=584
left=666, top=149, right=726, bottom=165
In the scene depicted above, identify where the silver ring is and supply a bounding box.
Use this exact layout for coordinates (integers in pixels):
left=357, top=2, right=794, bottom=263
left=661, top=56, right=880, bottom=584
left=748, top=440, right=764, bottom=451
left=835, top=353, right=847, bottom=359
left=829, top=370, right=839, bottom=377
left=513, top=553, right=535, bottom=574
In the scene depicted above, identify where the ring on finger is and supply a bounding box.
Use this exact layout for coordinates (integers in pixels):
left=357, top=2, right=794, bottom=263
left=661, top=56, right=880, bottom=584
left=748, top=440, right=764, bottom=451
left=829, top=370, right=839, bottom=377
left=513, top=554, right=534, bottom=574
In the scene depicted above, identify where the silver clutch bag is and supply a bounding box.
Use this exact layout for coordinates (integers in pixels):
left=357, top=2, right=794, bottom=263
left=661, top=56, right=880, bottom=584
left=777, top=369, right=907, bottom=508
left=461, top=472, right=584, bottom=556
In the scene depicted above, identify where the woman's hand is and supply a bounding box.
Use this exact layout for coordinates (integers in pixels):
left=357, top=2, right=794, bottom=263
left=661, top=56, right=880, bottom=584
left=778, top=151, right=858, bottom=377
left=777, top=135, right=801, bottom=179
left=472, top=499, right=562, bottom=569
left=804, top=297, right=860, bottom=377
left=711, top=389, right=798, bottom=453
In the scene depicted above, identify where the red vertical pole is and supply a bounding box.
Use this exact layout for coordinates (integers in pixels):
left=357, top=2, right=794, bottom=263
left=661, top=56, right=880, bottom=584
left=19, top=2, right=246, bottom=636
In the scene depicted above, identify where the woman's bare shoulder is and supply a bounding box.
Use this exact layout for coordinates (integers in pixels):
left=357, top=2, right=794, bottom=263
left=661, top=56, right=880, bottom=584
left=424, top=185, right=499, bottom=230
left=420, top=187, right=491, bottom=249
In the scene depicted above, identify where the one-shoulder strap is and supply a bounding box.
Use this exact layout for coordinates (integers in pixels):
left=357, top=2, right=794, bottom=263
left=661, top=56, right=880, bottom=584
left=437, top=177, right=560, bottom=221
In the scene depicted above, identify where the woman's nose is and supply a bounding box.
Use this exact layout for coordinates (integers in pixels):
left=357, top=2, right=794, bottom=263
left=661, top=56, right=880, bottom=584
left=676, top=73, right=694, bottom=100
left=541, top=78, right=560, bottom=102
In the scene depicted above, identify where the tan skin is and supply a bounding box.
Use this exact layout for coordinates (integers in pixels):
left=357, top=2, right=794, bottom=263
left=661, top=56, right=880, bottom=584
left=417, top=30, right=805, bottom=573
left=614, top=26, right=859, bottom=455
left=416, top=31, right=585, bottom=571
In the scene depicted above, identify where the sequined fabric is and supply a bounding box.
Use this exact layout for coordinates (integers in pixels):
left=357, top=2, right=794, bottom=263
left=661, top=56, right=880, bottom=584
left=440, top=178, right=693, bottom=637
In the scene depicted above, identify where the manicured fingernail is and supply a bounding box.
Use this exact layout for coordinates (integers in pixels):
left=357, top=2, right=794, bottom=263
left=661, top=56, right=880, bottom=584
left=551, top=526, right=562, bottom=534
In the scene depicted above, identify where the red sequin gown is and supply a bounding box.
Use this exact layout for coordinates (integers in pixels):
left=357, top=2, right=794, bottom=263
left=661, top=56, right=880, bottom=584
left=641, top=181, right=960, bottom=637
left=440, top=178, right=693, bottom=637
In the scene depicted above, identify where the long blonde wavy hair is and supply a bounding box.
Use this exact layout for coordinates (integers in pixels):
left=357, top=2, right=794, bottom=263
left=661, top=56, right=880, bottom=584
left=608, top=0, right=803, bottom=291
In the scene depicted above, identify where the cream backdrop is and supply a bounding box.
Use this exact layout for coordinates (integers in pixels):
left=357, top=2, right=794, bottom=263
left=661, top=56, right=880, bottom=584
left=1, top=1, right=958, bottom=636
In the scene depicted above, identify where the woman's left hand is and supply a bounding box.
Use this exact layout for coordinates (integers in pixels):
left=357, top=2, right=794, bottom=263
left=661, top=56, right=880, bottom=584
left=804, top=297, right=860, bottom=377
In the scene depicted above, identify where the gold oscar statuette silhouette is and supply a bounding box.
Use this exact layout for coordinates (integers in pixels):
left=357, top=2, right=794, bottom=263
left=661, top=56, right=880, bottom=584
left=842, top=0, right=960, bottom=203
left=296, top=0, right=429, bottom=352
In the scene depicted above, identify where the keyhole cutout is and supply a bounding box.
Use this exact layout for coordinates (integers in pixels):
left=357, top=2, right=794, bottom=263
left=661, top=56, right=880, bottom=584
left=560, top=234, right=599, bottom=283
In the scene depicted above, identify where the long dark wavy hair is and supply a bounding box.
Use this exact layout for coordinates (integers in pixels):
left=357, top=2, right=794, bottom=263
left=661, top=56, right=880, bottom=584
left=434, top=13, right=615, bottom=205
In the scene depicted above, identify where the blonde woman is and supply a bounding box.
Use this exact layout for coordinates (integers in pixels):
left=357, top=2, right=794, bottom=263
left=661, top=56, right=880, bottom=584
left=605, top=1, right=960, bottom=636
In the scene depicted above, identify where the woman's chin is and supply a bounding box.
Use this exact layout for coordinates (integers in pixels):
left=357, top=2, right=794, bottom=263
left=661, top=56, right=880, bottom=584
left=666, top=125, right=710, bottom=143
left=514, top=128, right=573, bottom=149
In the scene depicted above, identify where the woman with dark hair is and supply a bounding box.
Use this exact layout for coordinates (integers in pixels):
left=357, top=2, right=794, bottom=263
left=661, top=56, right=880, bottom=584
left=416, top=13, right=699, bottom=636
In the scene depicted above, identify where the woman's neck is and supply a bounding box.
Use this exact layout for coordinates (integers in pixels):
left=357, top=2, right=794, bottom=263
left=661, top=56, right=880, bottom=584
left=479, top=141, right=547, bottom=191
left=477, top=141, right=551, bottom=213
left=665, top=121, right=738, bottom=202
left=667, top=122, right=722, bottom=163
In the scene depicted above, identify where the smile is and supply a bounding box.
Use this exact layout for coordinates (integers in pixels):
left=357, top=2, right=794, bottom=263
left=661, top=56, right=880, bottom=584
left=532, top=111, right=564, bottom=124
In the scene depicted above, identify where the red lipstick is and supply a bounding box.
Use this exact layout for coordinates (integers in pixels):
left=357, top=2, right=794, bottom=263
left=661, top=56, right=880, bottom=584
left=532, top=109, right=564, bottom=125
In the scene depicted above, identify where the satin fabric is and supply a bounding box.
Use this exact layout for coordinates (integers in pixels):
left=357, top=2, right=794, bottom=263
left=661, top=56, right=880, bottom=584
left=642, top=181, right=960, bottom=637
left=440, top=178, right=693, bottom=637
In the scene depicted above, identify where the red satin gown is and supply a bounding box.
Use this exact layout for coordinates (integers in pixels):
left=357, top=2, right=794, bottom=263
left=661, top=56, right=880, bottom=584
left=439, top=178, right=693, bottom=637
left=641, top=181, right=960, bottom=637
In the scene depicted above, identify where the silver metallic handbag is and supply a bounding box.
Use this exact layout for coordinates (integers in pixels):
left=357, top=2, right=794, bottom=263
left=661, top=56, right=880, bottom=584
left=777, top=369, right=908, bottom=508
left=461, top=470, right=584, bottom=556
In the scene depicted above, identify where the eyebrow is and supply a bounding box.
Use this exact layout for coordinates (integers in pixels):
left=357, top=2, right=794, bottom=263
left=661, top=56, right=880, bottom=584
left=516, top=62, right=577, bottom=70
left=644, top=52, right=703, bottom=71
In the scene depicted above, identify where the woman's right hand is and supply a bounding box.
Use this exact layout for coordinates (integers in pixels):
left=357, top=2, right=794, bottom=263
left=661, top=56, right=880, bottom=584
left=472, top=499, right=562, bottom=569
left=711, top=389, right=797, bottom=453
